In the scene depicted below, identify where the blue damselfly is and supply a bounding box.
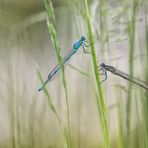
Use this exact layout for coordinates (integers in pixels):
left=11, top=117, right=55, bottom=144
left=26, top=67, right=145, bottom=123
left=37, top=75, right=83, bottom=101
left=38, top=36, right=89, bottom=91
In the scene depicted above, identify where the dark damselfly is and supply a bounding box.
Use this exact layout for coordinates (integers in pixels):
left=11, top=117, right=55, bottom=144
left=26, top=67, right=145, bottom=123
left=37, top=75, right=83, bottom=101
left=98, top=63, right=148, bottom=90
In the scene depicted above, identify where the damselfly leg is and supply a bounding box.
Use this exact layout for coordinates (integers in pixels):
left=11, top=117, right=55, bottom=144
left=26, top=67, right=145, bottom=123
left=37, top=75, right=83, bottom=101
left=98, top=67, right=108, bottom=83
left=82, top=41, right=91, bottom=54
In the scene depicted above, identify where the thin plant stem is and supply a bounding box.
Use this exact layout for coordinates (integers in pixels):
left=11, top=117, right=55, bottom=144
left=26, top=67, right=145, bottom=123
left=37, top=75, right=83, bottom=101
left=84, top=0, right=110, bottom=147
left=126, top=1, right=137, bottom=147
left=37, top=70, right=68, bottom=148
left=43, top=0, right=71, bottom=147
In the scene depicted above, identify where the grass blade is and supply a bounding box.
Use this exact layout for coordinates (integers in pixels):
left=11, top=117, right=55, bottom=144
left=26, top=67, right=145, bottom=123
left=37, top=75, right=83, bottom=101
left=84, top=0, right=110, bottom=147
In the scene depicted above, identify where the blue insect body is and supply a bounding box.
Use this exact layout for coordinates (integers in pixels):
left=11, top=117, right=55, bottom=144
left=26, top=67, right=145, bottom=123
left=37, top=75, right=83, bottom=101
left=38, top=36, right=89, bottom=92
left=73, top=36, right=86, bottom=49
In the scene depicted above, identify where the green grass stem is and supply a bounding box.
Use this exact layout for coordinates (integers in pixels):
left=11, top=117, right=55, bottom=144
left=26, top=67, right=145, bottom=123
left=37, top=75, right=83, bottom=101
left=43, top=0, right=71, bottom=147
left=84, top=0, right=110, bottom=147
left=126, top=1, right=137, bottom=147
left=68, top=64, right=89, bottom=77
left=37, top=70, right=68, bottom=148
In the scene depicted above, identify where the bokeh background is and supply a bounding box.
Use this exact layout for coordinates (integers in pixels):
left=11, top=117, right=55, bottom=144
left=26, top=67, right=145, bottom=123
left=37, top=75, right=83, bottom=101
left=0, top=0, right=148, bottom=148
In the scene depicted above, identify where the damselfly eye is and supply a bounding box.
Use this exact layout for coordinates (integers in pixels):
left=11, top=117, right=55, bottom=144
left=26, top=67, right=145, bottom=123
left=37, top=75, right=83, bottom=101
left=100, top=63, right=105, bottom=67
left=81, top=36, right=86, bottom=41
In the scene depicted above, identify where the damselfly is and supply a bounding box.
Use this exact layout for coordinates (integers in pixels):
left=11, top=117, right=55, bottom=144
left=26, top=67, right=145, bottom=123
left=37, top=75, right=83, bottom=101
left=38, top=36, right=90, bottom=92
left=98, top=63, right=148, bottom=90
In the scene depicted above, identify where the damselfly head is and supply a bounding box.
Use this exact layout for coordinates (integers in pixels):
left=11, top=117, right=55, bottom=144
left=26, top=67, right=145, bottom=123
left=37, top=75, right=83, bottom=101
left=80, top=36, right=86, bottom=41
left=100, top=63, right=105, bottom=68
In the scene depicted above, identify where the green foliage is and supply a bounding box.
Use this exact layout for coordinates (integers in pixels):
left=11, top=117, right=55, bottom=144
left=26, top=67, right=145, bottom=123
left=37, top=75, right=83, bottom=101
left=0, top=0, right=148, bottom=148
left=84, top=0, right=110, bottom=147
left=37, top=70, right=68, bottom=148
left=43, top=0, right=71, bottom=147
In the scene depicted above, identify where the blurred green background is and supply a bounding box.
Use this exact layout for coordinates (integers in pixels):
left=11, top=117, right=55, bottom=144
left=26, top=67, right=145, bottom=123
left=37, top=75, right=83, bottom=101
left=0, top=0, right=148, bottom=148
